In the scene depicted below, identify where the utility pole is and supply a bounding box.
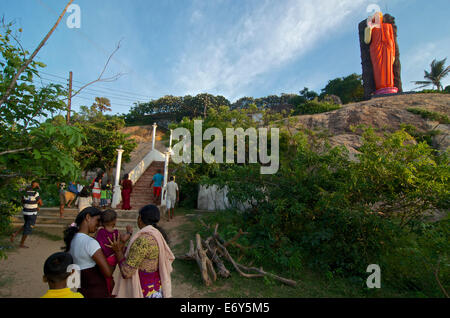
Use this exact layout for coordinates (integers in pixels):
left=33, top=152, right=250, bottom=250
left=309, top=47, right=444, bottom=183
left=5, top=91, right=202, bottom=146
left=67, top=71, right=73, bottom=124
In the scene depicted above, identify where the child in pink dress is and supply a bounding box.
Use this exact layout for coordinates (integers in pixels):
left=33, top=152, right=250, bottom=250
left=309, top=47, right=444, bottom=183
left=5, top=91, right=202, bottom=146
left=95, top=210, right=133, bottom=296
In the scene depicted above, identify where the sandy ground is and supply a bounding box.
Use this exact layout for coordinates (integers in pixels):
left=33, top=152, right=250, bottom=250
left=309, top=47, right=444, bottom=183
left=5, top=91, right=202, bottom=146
left=0, top=215, right=200, bottom=298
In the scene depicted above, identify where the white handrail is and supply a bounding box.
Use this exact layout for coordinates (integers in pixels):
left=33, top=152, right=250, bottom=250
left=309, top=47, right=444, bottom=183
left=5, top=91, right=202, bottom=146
left=128, top=149, right=165, bottom=185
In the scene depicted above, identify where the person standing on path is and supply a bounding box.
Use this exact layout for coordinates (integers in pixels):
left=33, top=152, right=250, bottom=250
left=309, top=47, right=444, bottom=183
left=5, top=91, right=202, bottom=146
left=121, top=174, right=133, bottom=210
left=91, top=172, right=104, bottom=207
left=10, top=181, right=43, bottom=248
left=149, top=169, right=164, bottom=205
left=58, top=182, right=66, bottom=218
left=163, top=176, right=179, bottom=221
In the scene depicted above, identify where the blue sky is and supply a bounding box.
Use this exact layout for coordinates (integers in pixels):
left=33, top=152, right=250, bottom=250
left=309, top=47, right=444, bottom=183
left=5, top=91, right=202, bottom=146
left=2, top=0, right=450, bottom=115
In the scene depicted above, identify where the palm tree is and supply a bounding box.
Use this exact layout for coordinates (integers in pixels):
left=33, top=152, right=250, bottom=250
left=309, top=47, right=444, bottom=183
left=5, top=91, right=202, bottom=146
left=414, top=58, right=450, bottom=91
left=92, top=97, right=112, bottom=112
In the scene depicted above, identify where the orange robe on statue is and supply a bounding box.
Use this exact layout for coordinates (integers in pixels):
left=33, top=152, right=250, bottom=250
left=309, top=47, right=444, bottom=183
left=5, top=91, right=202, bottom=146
left=369, top=14, right=396, bottom=91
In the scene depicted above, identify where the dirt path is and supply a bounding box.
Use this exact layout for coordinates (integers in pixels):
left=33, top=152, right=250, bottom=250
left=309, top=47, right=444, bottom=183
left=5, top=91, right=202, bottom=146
left=0, top=234, right=63, bottom=298
left=0, top=215, right=202, bottom=298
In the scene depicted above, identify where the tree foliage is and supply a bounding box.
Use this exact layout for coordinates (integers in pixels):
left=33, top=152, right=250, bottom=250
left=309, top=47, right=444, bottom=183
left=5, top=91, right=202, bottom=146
left=68, top=107, right=137, bottom=181
left=414, top=58, right=450, bottom=91
left=0, top=23, right=84, bottom=238
left=320, top=73, right=364, bottom=104
left=125, top=93, right=231, bottom=126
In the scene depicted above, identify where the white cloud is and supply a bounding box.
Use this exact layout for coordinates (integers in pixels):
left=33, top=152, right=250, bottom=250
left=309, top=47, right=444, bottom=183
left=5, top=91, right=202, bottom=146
left=173, top=0, right=367, bottom=100
left=190, top=9, right=203, bottom=24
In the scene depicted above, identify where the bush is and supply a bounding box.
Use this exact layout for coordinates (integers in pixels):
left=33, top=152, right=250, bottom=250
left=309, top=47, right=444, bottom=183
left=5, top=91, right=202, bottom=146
left=294, top=100, right=341, bottom=115
left=381, top=219, right=449, bottom=297
left=203, top=127, right=449, bottom=296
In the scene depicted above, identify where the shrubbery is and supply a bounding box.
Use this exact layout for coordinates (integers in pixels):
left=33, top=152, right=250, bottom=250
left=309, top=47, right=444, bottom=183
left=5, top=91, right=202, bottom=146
left=294, top=99, right=341, bottom=115
left=200, top=127, right=449, bottom=296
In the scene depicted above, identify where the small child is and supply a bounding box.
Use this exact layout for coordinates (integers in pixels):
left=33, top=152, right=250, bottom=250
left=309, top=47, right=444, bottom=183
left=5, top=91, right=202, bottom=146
left=95, top=210, right=133, bottom=296
left=75, top=187, right=92, bottom=212
left=100, top=185, right=108, bottom=208
left=106, top=181, right=113, bottom=207
left=41, top=252, right=84, bottom=298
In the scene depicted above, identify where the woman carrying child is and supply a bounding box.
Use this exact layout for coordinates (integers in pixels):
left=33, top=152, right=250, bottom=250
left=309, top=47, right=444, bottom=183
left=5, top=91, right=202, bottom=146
left=95, top=209, right=133, bottom=296
left=106, top=204, right=175, bottom=298
left=63, top=207, right=113, bottom=298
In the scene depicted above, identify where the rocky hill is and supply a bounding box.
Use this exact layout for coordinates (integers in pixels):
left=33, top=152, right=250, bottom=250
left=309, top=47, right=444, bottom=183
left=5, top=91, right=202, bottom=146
left=121, top=94, right=449, bottom=171
left=282, top=93, right=450, bottom=160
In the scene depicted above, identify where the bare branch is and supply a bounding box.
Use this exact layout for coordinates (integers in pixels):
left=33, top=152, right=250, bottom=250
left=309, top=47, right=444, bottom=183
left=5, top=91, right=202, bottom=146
left=69, top=40, right=124, bottom=100
left=0, top=0, right=75, bottom=107
left=0, top=147, right=32, bottom=156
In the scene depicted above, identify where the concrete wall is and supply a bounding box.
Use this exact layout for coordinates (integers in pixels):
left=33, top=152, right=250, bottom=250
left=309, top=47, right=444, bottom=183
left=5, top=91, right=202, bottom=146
left=197, top=184, right=252, bottom=212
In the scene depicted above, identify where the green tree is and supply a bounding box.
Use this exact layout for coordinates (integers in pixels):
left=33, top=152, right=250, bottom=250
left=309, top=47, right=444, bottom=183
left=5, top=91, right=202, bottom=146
left=320, top=73, right=364, bottom=104
left=125, top=94, right=231, bottom=126
left=0, top=23, right=84, bottom=240
left=71, top=112, right=136, bottom=181
left=92, top=96, right=112, bottom=113
left=414, top=58, right=450, bottom=91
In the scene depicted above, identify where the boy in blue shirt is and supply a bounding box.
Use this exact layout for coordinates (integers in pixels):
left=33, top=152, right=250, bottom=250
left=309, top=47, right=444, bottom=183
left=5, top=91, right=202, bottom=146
left=150, top=169, right=164, bottom=204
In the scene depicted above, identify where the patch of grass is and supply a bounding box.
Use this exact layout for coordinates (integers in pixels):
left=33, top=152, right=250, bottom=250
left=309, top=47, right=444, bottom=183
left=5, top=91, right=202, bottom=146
left=33, top=229, right=63, bottom=242
left=295, top=100, right=341, bottom=115
left=407, top=108, right=450, bottom=124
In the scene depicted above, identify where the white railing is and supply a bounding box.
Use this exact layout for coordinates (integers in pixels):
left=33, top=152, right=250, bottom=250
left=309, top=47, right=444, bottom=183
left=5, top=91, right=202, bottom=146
left=128, top=149, right=165, bottom=185
left=112, top=123, right=168, bottom=208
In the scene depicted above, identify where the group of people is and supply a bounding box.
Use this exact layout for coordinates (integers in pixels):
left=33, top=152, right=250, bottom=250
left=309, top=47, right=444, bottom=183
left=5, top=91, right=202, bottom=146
left=10, top=170, right=180, bottom=298
left=59, top=172, right=113, bottom=218
left=121, top=169, right=179, bottom=221
left=41, top=204, right=174, bottom=298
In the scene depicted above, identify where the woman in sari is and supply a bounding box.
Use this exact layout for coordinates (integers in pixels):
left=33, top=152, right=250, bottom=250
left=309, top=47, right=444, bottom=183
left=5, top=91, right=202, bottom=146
left=121, top=174, right=133, bottom=210
left=106, top=204, right=175, bottom=298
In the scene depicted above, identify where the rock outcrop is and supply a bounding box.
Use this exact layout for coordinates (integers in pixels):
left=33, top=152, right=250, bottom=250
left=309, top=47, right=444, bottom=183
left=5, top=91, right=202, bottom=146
left=283, top=93, right=450, bottom=158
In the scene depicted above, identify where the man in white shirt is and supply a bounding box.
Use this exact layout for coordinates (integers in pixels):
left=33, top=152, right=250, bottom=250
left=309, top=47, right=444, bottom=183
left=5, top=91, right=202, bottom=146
left=164, top=176, right=179, bottom=221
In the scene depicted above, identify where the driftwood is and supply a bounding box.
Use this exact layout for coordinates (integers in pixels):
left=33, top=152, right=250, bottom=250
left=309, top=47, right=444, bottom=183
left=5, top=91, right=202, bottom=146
left=178, top=234, right=216, bottom=286
left=178, top=223, right=297, bottom=287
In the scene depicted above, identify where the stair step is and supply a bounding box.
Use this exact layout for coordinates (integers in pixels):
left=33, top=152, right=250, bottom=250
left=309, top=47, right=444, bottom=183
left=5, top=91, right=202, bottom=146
left=11, top=223, right=134, bottom=231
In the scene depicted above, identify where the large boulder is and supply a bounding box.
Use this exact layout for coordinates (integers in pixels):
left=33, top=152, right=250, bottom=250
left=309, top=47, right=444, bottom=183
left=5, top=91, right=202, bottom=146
left=283, top=93, right=450, bottom=158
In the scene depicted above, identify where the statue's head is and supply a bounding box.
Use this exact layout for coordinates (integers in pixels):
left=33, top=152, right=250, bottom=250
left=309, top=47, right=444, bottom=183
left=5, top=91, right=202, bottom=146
left=368, top=11, right=383, bottom=28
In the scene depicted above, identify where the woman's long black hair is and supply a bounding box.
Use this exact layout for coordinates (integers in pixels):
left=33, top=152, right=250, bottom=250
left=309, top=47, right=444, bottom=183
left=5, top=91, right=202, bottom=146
left=63, top=207, right=102, bottom=252
left=139, top=205, right=169, bottom=243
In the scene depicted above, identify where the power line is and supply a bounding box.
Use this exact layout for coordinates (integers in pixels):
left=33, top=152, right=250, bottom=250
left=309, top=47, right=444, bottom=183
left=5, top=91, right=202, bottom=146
left=38, top=77, right=147, bottom=103
left=71, top=95, right=133, bottom=108
left=35, top=0, right=161, bottom=99
left=39, top=71, right=158, bottom=99
left=35, top=84, right=135, bottom=109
